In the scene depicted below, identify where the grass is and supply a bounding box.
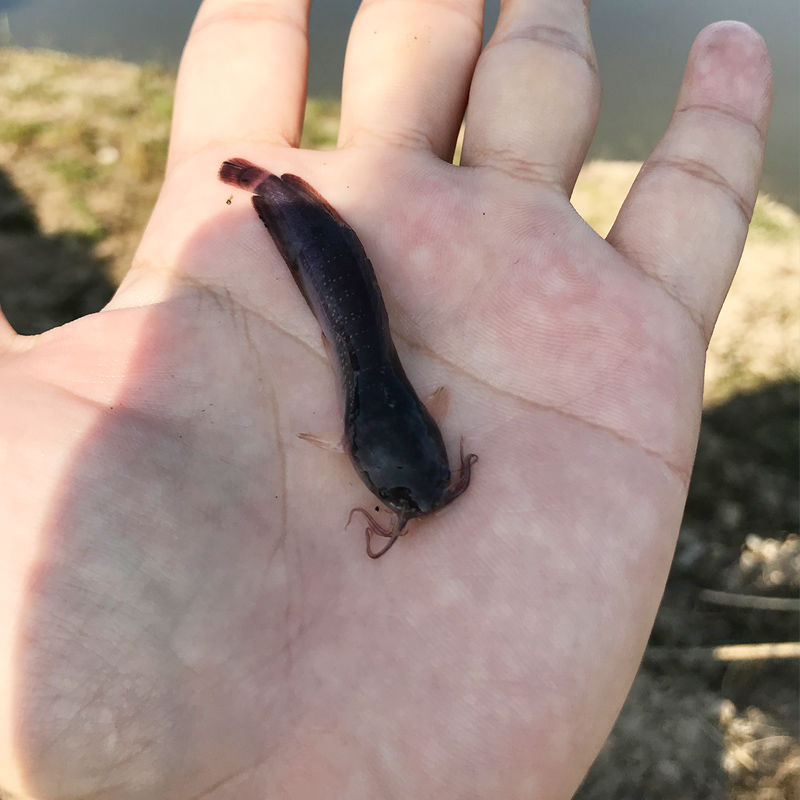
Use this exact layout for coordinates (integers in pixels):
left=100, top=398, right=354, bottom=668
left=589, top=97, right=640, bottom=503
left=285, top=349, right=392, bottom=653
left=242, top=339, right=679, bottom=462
left=0, top=48, right=342, bottom=280
left=48, top=156, right=95, bottom=185
left=301, top=97, right=340, bottom=149
left=0, top=119, right=47, bottom=145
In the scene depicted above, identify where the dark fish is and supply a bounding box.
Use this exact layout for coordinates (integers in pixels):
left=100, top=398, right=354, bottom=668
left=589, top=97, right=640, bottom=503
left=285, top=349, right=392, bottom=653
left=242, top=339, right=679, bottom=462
left=219, top=158, right=477, bottom=558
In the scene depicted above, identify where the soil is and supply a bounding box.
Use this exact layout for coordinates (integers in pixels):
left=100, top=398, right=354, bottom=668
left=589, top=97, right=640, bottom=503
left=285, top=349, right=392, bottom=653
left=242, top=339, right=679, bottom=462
left=0, top=48, right=797, bottom=799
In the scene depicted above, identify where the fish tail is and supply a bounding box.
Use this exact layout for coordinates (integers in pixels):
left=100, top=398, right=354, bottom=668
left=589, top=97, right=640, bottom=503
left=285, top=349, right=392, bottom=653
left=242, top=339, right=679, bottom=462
left=218, top=158, right=272, bottom=191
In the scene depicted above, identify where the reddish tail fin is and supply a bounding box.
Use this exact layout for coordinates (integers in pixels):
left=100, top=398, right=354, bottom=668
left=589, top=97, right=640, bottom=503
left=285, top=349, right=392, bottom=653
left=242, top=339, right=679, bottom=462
left=218, top=158, right=272, bottom=191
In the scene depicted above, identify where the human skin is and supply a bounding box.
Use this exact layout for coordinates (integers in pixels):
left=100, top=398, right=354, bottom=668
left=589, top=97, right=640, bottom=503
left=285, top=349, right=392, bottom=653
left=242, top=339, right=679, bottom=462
left=0, top=1, right=772, bottom=798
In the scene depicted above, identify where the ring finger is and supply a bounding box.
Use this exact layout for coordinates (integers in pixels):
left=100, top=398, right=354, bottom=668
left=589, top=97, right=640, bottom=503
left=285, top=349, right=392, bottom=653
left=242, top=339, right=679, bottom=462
left=461, top=0, right=599, bottom=195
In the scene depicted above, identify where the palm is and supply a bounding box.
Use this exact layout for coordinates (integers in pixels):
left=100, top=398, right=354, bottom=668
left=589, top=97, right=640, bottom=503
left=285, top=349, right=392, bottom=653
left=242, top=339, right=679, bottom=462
left=0, top=3, right=771, bottom=799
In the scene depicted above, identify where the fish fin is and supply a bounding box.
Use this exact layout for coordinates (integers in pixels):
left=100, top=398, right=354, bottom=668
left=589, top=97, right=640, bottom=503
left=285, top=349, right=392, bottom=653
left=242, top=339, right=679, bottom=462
left=280, top=173, right=346, bottom=224
left=297, top=431, right=346, bottom=453
left=320, top=332, right=336, bottom=365
left=424, top=385, right=450, bottom=422
left=281, top=174, right=371, bottom=270
left=218, top=158, right=271, bottom=190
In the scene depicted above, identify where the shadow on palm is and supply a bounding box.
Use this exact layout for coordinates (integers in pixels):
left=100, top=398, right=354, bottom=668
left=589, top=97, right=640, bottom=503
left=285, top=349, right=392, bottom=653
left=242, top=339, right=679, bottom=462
left=12, top=144, right=708, bottom=797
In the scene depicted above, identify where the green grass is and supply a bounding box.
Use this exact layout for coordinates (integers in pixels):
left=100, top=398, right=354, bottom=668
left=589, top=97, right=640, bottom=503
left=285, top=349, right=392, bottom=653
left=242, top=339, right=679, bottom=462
left=301, top=98, right=340, bottom=149
left=750, top=198, right=793, bottom=238
left=48, top=157, right=95, bottom=185
left=0, top=119, right=47, bottom=145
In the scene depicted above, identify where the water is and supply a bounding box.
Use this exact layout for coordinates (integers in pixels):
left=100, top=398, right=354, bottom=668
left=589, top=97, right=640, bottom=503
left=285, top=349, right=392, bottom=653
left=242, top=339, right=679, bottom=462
left=2, top=0, right=797, bottom=208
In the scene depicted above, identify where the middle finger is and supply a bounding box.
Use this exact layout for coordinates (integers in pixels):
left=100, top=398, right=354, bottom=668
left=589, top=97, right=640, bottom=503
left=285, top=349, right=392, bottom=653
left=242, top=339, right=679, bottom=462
left=338, top=0, right=484, bottom=161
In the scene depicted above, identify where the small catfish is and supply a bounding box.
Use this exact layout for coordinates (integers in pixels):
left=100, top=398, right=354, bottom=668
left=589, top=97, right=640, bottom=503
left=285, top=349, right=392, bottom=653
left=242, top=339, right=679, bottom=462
left=219, top=159, right=477, bottom=558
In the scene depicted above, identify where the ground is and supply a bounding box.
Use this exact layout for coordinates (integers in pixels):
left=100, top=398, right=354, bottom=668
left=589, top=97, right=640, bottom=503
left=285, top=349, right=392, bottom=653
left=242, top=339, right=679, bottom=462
left=0, top=48, right=797, bottom=799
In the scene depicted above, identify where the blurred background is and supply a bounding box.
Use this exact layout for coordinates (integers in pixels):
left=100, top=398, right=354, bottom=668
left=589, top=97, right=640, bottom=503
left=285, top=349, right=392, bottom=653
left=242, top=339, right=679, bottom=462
left=1, top=0, right=798, bottom=210
left=0, top=1, right=797, bottom=798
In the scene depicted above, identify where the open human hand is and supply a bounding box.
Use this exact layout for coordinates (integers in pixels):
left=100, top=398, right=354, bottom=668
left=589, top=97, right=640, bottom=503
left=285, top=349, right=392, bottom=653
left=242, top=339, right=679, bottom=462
left=0, top=1, right=771, bottom=798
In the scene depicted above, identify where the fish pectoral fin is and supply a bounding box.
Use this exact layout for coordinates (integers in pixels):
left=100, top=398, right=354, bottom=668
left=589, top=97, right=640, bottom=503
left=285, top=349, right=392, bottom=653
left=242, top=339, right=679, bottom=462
left=320, top=332, right=336, bottom=365
left=423, top=385, right=450, bottom=422
left=297, top=431, right=346, bottom=453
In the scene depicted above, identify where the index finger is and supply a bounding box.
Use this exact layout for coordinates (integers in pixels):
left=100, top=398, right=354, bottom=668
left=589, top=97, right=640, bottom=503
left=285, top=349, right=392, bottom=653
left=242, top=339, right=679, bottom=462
left=168, top=0, right=311, bottom=167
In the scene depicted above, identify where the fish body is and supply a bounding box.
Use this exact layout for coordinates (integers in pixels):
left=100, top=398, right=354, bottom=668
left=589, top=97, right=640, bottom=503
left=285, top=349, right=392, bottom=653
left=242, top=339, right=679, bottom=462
left=219, top=158, right=476, bottom=556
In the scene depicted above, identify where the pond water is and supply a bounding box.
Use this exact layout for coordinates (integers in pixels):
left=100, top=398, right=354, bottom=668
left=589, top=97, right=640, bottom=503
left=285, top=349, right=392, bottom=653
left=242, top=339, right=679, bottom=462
left=2, top=0, right=797, bottom=209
